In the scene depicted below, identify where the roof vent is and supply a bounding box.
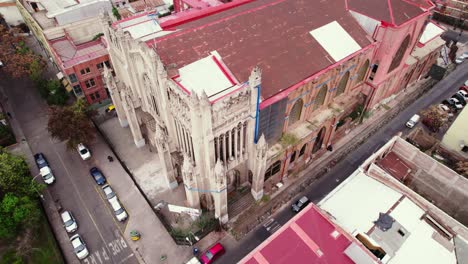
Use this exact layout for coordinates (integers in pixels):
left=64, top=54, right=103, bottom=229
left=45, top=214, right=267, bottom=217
left=331, top=230, right=340, bottom=239
left=374, top=213, right=395, bottom=232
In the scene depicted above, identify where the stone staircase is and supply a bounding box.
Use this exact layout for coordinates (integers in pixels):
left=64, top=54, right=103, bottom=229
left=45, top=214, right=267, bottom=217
left=228, top=190, right=255, bottom=221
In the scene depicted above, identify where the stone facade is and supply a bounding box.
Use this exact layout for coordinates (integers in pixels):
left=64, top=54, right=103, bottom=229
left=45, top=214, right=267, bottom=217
left=100, top=0, right=444, bottom=222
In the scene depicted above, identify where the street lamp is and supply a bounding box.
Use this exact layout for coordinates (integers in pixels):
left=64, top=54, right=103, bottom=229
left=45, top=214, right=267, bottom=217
left=31, top=173, right=44, bottom=201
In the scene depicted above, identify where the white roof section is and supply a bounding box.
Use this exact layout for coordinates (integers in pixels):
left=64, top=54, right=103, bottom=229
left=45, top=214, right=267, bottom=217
left=125, top=20, right=162, bottom=39
left=40, top=0, right=109, bottom=18
left=319, top=170, right=458, bottom=264
left=310, top=21, right=362, bottom=62
left=419, top=22, right=445, bottom=44
left=178, top=53, right=235, bottom=98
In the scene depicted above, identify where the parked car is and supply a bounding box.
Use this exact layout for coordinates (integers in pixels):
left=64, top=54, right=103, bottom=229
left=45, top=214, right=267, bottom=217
left=452, top=93, right=466, bottom=105
left=292, top=196, right=310, bottom=213
left=77, top=143, right=91, bottom=160
left=200, top=243, right=225, bottom=264
left=461, top=51, right=468, bottom=60
left=465, top=80, right=468, bottom=86
left=34, top=153, right=49, bottom=169
left=457, top=90, right=468, bottom=101
left=89, top=167, right=106, bottom=185
left=406, top=114, right=420, bottom=129
left=40, top=166, right=55, bottom=185
left=461, top=86, right=468, bottom=92
left=109, top=196, right=127, bottom=221
left=102, top=184, right=116, bottom=200
left=438, top=104, right=450, bottom=112
left=70, top=234, right=89, bottom=260
left=61, top=210, right=78, bottom=233
left=455, top=56, right=464, bottom=64
left=448, top=98, right=464, bottom=109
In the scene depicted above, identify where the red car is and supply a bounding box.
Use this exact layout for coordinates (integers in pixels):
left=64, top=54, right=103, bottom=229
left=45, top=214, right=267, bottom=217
left=460, top=86, right=468, bottom=93
left=199, top=243, right=225, bottom=264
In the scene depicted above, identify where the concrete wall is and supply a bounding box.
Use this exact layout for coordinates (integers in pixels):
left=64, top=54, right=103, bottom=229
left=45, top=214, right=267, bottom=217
left=441, top=107, right=468, bottom=158
left=0, top=1, right=24, bottom=26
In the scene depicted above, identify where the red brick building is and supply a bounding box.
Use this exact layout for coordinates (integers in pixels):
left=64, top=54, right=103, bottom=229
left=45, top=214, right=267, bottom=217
left=49, top=36, right=111, bottom=105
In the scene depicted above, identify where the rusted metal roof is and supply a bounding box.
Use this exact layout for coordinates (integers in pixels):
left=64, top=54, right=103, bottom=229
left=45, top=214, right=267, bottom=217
left=153, top=0, right=371, bottom=100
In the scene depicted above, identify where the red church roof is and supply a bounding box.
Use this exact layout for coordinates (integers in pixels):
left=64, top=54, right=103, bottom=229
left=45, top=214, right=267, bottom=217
left=239, top=204, right=377, bottom=264
left=151, top=0, right=371, bottom=100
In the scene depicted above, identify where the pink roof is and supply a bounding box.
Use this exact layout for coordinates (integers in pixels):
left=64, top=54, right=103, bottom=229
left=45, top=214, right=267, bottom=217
left=50, top=37, right=108, bottom=69
left=239, top=204, right=376, bottom=264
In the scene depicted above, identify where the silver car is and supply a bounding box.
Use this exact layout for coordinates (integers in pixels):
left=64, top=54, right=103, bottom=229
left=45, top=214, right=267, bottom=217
left=61, top=210, right=78, bottom=233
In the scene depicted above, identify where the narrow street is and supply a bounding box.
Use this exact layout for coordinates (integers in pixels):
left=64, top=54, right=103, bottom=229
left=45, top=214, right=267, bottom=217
left=219, top=62, right=468, bottom=264
left=0, top=66, right=138, bottom=263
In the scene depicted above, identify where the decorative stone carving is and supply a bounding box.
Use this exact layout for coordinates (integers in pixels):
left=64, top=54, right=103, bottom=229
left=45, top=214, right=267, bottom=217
left=249, top=66, right=262, bottom=88
left=256, top=134, right=267, bottom=160
left=155, top=123, right=168, bottom=151
left=182, top=153, right=194, bottom=181
left=214, top=160, right=226, bottom=185
left=212, top=89, right=251, bottom=129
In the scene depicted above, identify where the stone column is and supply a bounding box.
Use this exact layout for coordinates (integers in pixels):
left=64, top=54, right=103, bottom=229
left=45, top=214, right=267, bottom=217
left=121, top=90, right=145, bottom=148
left=212, top=160, right=228, bottom=223
left=155, top=123, right=178, bottom=189
left=182, top=154, right=200, bottom=209
left=251, top=135, right=268, bottom=200
left=103, top=68, right=128, bottom=127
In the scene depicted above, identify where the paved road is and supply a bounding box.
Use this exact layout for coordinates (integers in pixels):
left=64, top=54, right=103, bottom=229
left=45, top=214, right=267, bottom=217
left=220, top=62, right=468, bottom=264
left=0, top=74, right=138, bottom=263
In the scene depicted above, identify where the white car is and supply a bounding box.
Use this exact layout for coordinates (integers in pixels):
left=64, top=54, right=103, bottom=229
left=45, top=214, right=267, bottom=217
left=70, top=234, right=89, bottom=260
left=461, top=51, right=468, bottom=60
left=109, top=196, right=128, bottom=221
left=39, top=166, right=55, bottom=184
left=77, top=143, right=91, bottom=160
left=60, top=211, right=78, bottom=233
left=438, top=104, right=450, bottom=112
left=455, top=56, right=465, bottom=64
left=449, top=98, right=464, bottom=109
left=465, top=80, right=468, bottom=86
left=457, top=90, right=468, bottom=100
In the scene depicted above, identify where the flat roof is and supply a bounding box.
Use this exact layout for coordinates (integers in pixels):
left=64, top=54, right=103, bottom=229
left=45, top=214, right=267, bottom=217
left=419, top=22, right=445, bottom=45
left=239, top=204, right=375, bottom=264
left=319, top=170, right=458, bottom=264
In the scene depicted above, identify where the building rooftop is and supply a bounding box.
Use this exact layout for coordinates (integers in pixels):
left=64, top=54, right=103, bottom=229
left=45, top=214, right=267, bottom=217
left=346, top=0, right=433, bottom=26
left=418, top=22, right=445, bottom=45
left=319, top=169, right=460, bottom=264
left=50, top=37, right=108, bottom=69
left=441, top=106, right=468, bottom=158
left=239, top=204, right=377, bottom=264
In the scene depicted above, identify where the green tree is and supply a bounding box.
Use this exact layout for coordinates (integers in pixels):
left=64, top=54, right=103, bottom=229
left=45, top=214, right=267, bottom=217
left=421, top=105, right=447, bottom=132
left=0, top=149, right=43, bottom=197
left=0, top=193, right=40, bottom=239
left=47, top=99, right=97, bottom=149
left=112, top=6, right=121, bottom=20
left=45, top=79, right=68, bottom=106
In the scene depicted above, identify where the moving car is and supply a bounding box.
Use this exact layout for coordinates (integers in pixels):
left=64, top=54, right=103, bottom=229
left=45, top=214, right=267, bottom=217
left=292, top=196, right=310, bottom=213
left=200, top=243, right=225, bottom=264
left=406, top=114, right=420, bottom=129
left=70, top=234, right=89, bottom=260
left=34, top=153, right=49, bottom=169
left=39, top=166, right=55, bottom=185
left=102, top=184, right=116, bottom=200
left=77, top=143, right=91, bottom=160
left=90, top=167, right=106, bottom=185
left=109, top=196, right=127, bottom=221
left=61, top=210, right=78, bottom=233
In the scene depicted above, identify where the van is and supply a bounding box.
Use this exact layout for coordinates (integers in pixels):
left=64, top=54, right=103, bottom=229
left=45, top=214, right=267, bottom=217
left=406, top=114, right=420, bottom=128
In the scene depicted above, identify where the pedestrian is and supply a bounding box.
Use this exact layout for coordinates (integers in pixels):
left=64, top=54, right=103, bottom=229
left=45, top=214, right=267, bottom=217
left=6, top=112, right=11, bottom=119
left=107, top=155, right=114, bottom=162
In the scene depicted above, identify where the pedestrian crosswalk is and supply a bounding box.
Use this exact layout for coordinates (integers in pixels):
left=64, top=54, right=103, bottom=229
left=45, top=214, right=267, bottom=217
left=263, top=218, right=281, bottom=234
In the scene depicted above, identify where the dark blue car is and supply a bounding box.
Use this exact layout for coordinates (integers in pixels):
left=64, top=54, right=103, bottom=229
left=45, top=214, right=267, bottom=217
left=34, top=153, right=49, bottom=169
left=89, top=167, right=106, bottom=185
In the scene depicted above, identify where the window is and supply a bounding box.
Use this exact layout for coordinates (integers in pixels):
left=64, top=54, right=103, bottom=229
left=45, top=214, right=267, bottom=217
left=104, top=61, right=111, bottom=68
left=356, top=60, right=369, bottom=83
left=299, top=144, right=307, bottom=157
left=288, top=99, right=303, bottom=126
left=97, top=62, right=103, bottom=69
left=264, top=161, right=281, bottom=180
left=90, top=93, right=95, bottom=101
left=80, top=68, right=91, bottom=75
left=72, top=84, right=82, bottom=95
left=95, top=91, right=100, bottom=99
left=313, top=84, right=328, bottom=110
left=152, top=96, right=159, bottom=115
left=388, top=35, right=411, bottom=73
left=369, top=64, right=379, bottom=81
left=68, top=74, right=78, bottom=83
left=290, top=151, right=297, bottom=163
left=335, top=71, right=350, bottom=97
left=85, top=78, right=96, bottom=88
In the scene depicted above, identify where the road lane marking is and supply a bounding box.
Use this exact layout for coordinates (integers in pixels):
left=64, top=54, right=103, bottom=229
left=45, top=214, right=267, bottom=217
left=49, top=138, right=116, bottom=263
left=118, top=253, right=135, bottom=264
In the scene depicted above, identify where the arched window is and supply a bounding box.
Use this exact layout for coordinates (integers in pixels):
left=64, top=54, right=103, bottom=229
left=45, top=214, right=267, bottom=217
left=290, top=151, right=297, bottom=163
left=388, top=35, right=411, bottom=73
left=312, top=127, right=326, bottom=154
left=299, top=143, right=307, bottom=157
left=356, top=60, right=369, bottom=83
left=335, top=71, right=350, bottom=97
left=264, top=161, right=281, bottom=180
left=288, top=99, right=303, bottom=126
left=313, top=84, right=328, bottom=110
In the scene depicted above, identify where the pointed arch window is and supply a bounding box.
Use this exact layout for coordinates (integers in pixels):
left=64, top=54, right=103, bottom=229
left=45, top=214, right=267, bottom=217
left=356, top=59, right=370, bottom=83
left=335, top=71, right=350, bottom=97
left=313, top=84, right=328, bottom=110
left=288, top=98, right=303, bottom=126
left=265, top=161, right=281, bottom=180
left=388, top=35, right=411, bottom=73
left=299, top=143, right=307, bottom=157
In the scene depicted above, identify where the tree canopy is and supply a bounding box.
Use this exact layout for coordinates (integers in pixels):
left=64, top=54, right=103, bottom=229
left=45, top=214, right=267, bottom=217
left=421, top=105, right=447, bottom=133
left=0, top=149, right=42, bottom=197
left=47, top=99, right=97, bottom=149
left=0, top=25, right=45, bottom=78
